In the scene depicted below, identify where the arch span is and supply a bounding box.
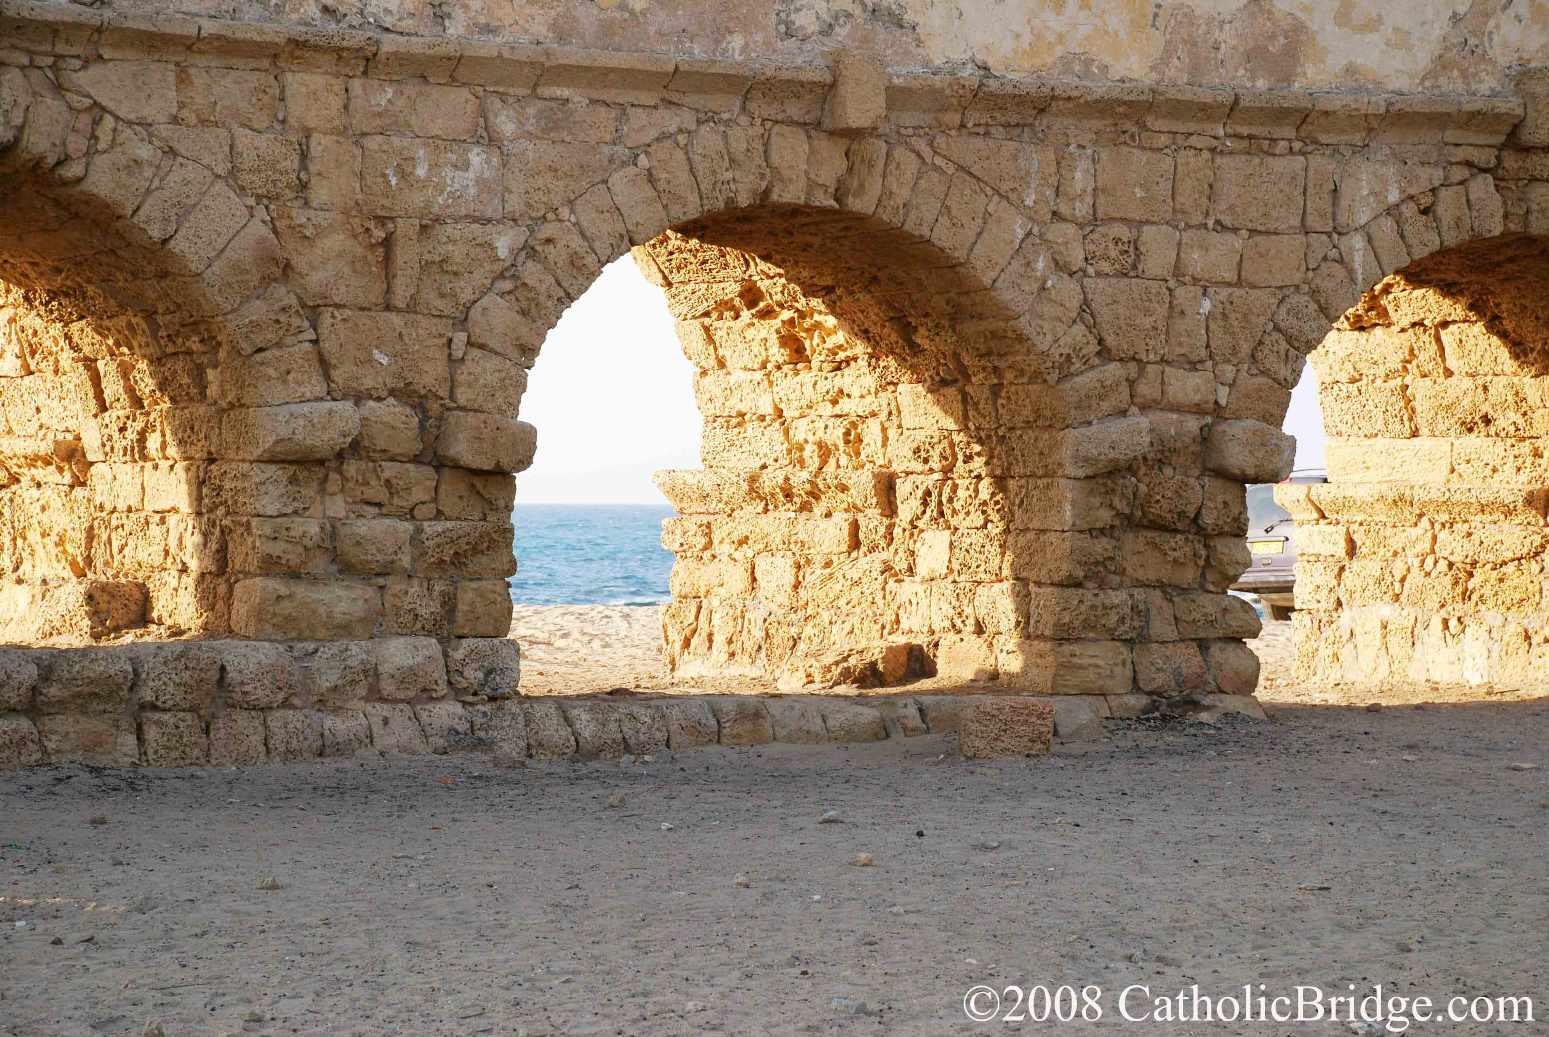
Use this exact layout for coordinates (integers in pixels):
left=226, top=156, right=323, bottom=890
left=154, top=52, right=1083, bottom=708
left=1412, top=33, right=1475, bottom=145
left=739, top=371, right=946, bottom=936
left=1279, top=233, right=1549, bottom=698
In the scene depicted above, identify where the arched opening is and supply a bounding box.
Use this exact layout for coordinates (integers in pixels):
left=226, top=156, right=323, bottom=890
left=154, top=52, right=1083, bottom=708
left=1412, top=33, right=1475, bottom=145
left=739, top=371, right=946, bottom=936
left=1281, top=234, right=1549, bottom=699
left=0, top=169, right=236, bottom=643
left=507, top=255, right=698, bottom=694
left=498, top=198, right=1160, bottom=695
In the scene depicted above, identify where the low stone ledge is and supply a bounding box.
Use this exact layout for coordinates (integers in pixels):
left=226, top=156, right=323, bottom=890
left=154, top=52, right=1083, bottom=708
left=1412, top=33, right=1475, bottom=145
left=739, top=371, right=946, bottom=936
left=0, top=669, right=1264, bottom=768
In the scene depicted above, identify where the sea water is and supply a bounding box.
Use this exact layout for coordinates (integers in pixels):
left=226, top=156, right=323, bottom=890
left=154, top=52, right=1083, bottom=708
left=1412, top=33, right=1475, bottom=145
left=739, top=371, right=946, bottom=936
left=508, top=503, right=675, bottom=606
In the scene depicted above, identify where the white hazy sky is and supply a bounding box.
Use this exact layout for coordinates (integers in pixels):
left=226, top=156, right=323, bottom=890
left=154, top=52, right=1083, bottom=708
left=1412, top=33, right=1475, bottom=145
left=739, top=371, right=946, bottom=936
left=517, top=256, right=701, bottom=503
left=517, top=257, right=1327, bottom=502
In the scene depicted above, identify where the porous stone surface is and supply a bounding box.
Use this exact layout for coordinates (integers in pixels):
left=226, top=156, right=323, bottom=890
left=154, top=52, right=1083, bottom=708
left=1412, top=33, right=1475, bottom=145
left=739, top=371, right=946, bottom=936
left=959, top=697, right=1055, bottom=759
left=1283, top=236, right=1549, bottom=698
left=0, top=4, right=1544, bottom=761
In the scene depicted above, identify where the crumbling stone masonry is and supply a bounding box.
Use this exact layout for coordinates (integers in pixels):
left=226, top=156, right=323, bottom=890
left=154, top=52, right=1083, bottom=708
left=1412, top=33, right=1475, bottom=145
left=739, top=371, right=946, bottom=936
left=0, top=0, right=1547, bottom=765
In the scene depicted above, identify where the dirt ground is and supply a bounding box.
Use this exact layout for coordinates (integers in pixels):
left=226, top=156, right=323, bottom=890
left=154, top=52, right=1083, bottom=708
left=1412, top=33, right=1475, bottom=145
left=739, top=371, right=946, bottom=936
left=3, top=614, right=1547, bottom=1036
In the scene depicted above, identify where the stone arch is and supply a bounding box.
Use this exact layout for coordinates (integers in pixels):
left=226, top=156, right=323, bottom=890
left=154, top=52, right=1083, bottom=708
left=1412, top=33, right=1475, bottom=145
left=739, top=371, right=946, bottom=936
left=0, top=67, right=315, bottom=643
left=461, top=125, right=1157, bottom=694
left=1276, top=231, right=1549, bottom=698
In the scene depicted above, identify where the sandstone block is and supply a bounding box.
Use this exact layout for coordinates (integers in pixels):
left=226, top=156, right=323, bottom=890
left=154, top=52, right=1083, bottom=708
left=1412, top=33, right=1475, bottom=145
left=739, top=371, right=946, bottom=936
left=36, top=650, right=133, bottom=714
left=317, top=309, right=452, bottom=401
left=134, top=642, right=221, bottom=712
left=1173, top=592, right=1262, bottom=639
left=265, top=709, right=324, bottom=761
left=445, top=638, right=521, bottom=698
left=1085, top=278, right=1169, bottom=362
left=453, top=580, right=513, bottom=637
left=415, top=521, right=516, bottom=578
left=358, top=400, right=422, bottom=460
left=336, top=519, right=412, bottom=575
left=1095, top=147, right=1173, bottom=222
left=1204, top=419, right=1295, bottom=483
left=562, top=701, right=627, bottom=758
left=618, top=703, right=669, bottom=754
left=364, top=701, right=430, bottom=755
left=1204, top=640, right=1260, bottom=695
left=209, top=710, right=267, bottom=765
left=322, top=710, right=373, bottom=756
left=452, top=347, right=527, bottom=418
left=360, top=137, right=501, bottom=219
left=469, top=699, right=527, bottom=763
left=823, top=52, right=886, bottom=133
left=0, top=715, right=44, bottom=770
left=220, top=641, right=302, bottom=710
left=205, top=463, right=322, bottom=517
left=819, top=701, right=887, bottom=742
left=523, top=700, right=577, bottom=758
left=1133, top=642, right=1207, bottom=696
left=996, top=638, right=1133, bottom=695
left=767, top=698, right=827, bottom=743
left=414, top=701, right=471, bottom=753
left=309, top=642, right=376, bottom=707
left=230, top=578, right=382, bottom=640
left=661, top=698, right=719, bottom=749
left=435, top=412, right=537, bottom=472
left=959, top=697, right=1053, bottom=759
left=0, top=651, right=40, bottom=712
left=221, top=402, right=361, bottom=461
left=1212, top=154, right=1305, bottom=232
left=710, top=698, right=773, bottom=745
left=375, top=637, right=447, bottom=701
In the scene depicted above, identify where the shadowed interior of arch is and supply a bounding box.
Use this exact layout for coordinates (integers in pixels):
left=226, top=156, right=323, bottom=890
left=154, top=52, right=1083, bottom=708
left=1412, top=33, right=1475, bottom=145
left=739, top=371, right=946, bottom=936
left=1283, top=233, right=1549, bottom=697
left=0, top=171, right=237, bottom=643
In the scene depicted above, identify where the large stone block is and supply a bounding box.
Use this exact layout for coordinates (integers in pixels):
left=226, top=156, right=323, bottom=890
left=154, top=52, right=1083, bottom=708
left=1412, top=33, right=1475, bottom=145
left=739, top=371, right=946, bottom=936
left=359, top=137, right=502, bottom=219
left=435, top=412, right=537, bottom=472
left=37, top=714, right=137, bottom=766
left=391, top=691, right=464, bottom=753
left=35, top=650, right=134, bottom=714
left=1095, top=147, right=1173, bottom=222
left=140, top=711, right=209, bottom=766
left=0, top=651, right=40, bottom=712
left=230, top=578, right=383, bottom=640
left=221, top=402, right=361, bottom=461
left=1204, top=419, right=1295, bottom=483
left=445, top=638, right=520, bottom=698
left=415, top=521, right=516, bottom=578
left=134, top=642, right=222, bottom=711
left=0, top=715, right=44, bottom=770
left=364, top=702, right=430, bottom=755
left=376, top=637, right=447, bottom=701
left=959, top=697, right=1053, bottom=759
left=209, top=710, right=267, bottom=765
left=317, top=309, right=452, bottom=400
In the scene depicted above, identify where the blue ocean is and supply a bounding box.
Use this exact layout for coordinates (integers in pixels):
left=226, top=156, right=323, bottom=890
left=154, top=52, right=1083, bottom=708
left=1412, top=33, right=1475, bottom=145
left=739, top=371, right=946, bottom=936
left=508, top=503, right=676, bottom=606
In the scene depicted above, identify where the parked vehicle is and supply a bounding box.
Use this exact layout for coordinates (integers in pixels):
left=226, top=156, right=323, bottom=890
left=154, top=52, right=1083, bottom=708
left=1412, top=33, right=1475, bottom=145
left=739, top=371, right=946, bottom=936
left=1231, top=468, right=1327, bottom=621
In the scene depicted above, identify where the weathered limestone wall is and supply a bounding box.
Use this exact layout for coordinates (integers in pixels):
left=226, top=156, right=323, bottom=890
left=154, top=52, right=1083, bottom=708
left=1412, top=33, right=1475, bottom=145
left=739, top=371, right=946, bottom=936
left=19, top=0, right=1549, bottom=96
left=1282, top=234, right=1549, bottom=697
left=1, top=0, right=1548, bottom=765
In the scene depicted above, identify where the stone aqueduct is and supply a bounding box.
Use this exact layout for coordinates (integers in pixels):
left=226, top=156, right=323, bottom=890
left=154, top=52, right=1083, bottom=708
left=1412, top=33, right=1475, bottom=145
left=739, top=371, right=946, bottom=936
left=1, top=0, right=1548, bottom=765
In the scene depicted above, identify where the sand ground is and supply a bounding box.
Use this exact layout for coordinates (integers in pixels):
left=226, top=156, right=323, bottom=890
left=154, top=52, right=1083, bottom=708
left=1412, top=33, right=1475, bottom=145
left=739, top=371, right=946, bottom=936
left=3, top=611, right=1547, bottom=1036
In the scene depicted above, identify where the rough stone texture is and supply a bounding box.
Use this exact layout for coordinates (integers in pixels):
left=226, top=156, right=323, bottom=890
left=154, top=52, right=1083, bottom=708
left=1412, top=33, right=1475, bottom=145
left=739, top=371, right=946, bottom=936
left=959, top=697, right=1055, bottom=759
left=1285, top=236, right=1549, bottom=698
left=0, top=5, right=1545, bottom=760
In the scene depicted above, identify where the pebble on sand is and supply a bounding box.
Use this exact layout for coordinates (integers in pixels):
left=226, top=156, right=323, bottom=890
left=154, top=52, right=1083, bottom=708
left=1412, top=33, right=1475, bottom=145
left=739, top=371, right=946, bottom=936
left=850, top=853, right=874, bottom=867
left=255, top=875, right=282, bottom=891
left=819, top=810, right=842, bottom=823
